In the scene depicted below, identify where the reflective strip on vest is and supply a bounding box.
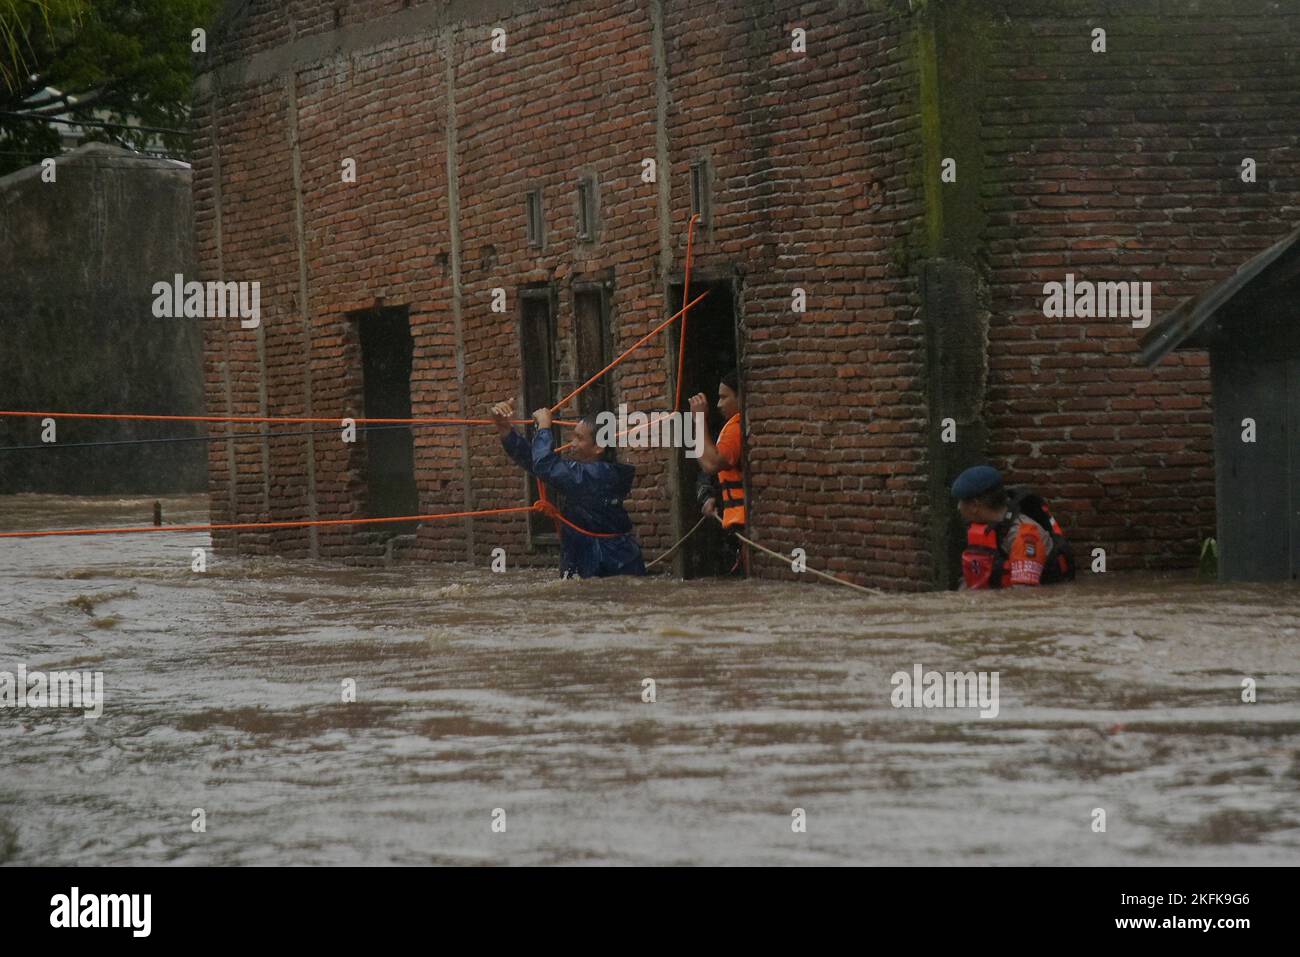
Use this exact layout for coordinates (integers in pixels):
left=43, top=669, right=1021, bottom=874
left=718, top=473, right=745, bottom=528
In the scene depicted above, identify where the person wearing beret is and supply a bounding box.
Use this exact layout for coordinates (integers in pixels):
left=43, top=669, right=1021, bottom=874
left=952, top=465, right=1075, bottom=589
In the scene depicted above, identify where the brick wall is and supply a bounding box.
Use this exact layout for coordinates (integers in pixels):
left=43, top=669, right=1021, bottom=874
left=978, top=0, right=1300, bottom=570
left=195, top=0, right=931, bottom=586
left=451, top=1, right=669, bottom=567
left=661, top=1, right=928, bottom=587
left=193, top=0, right=1298, bottom=585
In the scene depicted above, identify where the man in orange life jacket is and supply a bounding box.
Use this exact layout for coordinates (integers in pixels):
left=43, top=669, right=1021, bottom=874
left=952, top=465, right=1075, bottom=589
left=688, top=369, right=747, bottom=575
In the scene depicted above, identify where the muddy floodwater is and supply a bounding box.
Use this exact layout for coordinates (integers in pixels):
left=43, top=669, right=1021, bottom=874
left=1, top=493, right=1297, bottom=866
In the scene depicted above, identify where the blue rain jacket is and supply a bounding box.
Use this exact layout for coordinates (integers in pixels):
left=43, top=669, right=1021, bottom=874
left=502, top=427, right=646, bottom=579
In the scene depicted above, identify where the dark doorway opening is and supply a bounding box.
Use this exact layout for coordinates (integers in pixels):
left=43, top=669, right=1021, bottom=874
left=358, top=306, right=418, bottom=536
left=519, top=286, right=560, bottom=543
left=573, top=282, right=613, bottom=417
left=669, top=278, right=739, bottom=578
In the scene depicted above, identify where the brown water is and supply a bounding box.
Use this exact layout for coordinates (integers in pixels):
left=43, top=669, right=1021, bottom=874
left=1, top=493, right=1297, bottom=866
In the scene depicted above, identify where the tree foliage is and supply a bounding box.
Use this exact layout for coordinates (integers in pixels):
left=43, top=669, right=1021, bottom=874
left=0, top=0, right=221, bottom=175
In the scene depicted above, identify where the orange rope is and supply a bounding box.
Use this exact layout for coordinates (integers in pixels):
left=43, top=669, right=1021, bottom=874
left=542, top=221, right=702, bottom=536
left=0, top=504, right=541, bottom=539
left=0, top=498, right=625, bottom=541
left=550, top=290, right=708, bottom=415
left=554, top=409, right=691, bottom=453
left=533, top=486, right=622, bottom=539
left=674, top=212, right=701, bottom=412
left=4, top=217, right=702, bottom=547
left=534, top=478, right=562, bottom=539
left=0, top=410, right=571, bottom=427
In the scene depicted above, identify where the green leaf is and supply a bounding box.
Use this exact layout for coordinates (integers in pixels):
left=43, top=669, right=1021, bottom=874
left=0, top=0, right=220, bottom=175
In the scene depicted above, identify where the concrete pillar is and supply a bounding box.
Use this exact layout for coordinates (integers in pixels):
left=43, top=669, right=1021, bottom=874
left=286, top=72, right=320, bottom=557
left=915, top=0, right=992, bottom=588
left=443, top=25, right=476, bottom=562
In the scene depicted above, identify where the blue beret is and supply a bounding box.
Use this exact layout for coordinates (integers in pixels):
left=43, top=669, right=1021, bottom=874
left=951, top=465, right=1003, bottom=499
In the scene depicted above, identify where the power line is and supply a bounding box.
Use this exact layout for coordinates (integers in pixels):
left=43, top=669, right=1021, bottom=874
left=0, top=145, right=189, bottom=158
left=0, top=423, right=431, bottom=453
left=0, top=423, right=436, bottom=452
left=0, top=152, right=191, bottom=170
left=0, top=111, right=190, bottom=137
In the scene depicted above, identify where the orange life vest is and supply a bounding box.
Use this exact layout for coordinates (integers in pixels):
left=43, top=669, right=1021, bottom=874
left=962, top=522, right=1004, bottom=589
left=961, top=490, right=1075, bottom=589
left=717, top=414, right=746, bottom=529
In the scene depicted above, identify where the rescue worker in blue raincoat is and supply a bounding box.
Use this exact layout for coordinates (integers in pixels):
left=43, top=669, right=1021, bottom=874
left=490, top=398, right=646, bottom=579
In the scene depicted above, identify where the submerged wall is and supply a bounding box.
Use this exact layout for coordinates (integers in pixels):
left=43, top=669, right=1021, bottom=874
left=0, top=144, right=206, bottom=495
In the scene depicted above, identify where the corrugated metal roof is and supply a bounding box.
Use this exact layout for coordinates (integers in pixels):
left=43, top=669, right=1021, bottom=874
left=1139, top=223, right=1300, bottom=367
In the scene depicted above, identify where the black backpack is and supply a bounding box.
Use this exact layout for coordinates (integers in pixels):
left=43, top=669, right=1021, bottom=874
left=1005, top=488, right=1076, bottom=584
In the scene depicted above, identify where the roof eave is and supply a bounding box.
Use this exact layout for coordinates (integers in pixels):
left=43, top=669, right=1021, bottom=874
left=1140, top=222, right=1300, bottom=367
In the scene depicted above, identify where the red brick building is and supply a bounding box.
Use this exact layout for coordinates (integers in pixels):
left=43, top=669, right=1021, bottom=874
left=193, top=0, right=1300, bottom=588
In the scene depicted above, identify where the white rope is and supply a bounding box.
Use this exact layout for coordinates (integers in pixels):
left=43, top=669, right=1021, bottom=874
left=645, top=514, right=709, bottom=569
left=714, top=515, right=886, bottom=597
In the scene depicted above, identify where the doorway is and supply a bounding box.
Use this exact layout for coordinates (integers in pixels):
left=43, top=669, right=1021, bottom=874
left=669, top=277, right=740, bottom=578
left=573, top=281, right=613, bottom=417
left=519, top=285, right=559, bottom=543
left=357, top=306, right=418, bottom=535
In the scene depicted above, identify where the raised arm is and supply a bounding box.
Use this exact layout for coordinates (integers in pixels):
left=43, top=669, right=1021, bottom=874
left=493, top=398, right=535, bottom=473
left=687, top=393, right=733, bottom=474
